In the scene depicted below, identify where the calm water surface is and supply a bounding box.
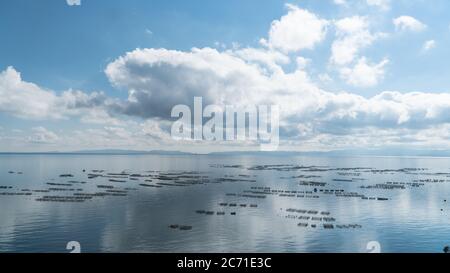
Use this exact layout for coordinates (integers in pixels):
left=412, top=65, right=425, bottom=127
left=0, top=154, right=449, bottom=253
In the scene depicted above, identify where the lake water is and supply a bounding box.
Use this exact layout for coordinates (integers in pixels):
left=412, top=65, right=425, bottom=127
left=0, top=154, right=449, bottom=253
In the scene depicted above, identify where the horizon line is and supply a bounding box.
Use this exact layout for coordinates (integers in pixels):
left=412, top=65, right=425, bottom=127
left=2, top=149, right=450, bottom=159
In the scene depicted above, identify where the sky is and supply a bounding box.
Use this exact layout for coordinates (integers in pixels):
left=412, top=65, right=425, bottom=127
left=1, top=0, right=450, bottom=152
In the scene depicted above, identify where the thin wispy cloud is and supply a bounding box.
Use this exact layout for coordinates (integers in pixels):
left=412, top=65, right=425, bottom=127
left=422, top=40, right=436, bottom=52
left=366, top=0, right=390, bottom=10
left=66, top=0, right=81, bottom=6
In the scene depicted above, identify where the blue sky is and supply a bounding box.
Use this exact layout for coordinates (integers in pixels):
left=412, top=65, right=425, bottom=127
left=1, top=0, right=285, bottom=93
left=1, top=0, right=450, bottom=152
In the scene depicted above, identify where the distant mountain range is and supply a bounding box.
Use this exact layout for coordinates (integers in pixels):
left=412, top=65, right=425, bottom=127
left=0, top=149, right=194, bottom=156
left=210, top=149, right=450, bottom=157
left=3, top=148, right=450, bottom=157
left=72, top=149, right=194, bottom=155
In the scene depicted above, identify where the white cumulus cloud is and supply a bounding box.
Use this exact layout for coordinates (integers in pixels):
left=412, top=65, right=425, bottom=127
left=266, top=4, right=328, bottom=53
left=330, top=16, right=382, bottom=66
left=329, top=16, right=388, bottom=87
left=339, top=57, right=389, bottom=87
left=393, top=16, right=427, bottom=32
left=0, top=66, right=116, bottom=123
